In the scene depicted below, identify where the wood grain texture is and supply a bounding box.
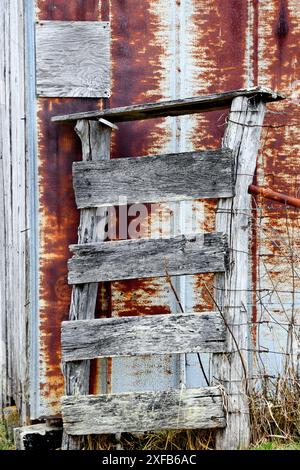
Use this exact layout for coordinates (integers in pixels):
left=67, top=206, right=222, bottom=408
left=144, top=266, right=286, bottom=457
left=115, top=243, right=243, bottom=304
left=212, top=96, right=267, bottom=449
left=73, top=149, right=234, bottom=209
left=0, top=0, right=28, bottom=421
left=68, top=232, right=229, bottom=284
left=52, top=86, right=283, bottom=122
left=61, top=312, right=226, bottom=361
left=61, top=387, right=226, bottom=435
left=61, top=120, right=112, bottom=450
left=36, top=21, right=111, bottom=98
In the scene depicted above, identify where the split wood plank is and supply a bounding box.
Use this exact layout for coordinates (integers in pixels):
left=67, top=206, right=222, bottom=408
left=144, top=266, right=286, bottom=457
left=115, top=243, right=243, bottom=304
left=36, top=21, right=111, bottom=98
left=73, top=148, right=234, bottom=209
left=61, top=312, right=226, bottom=361
left=68, top=232, right=229, bottom=285
left=61, top=387, right=226, bottom=435
left=52, top=86, right=283, bottom=122
left=212, top=95, right=267, bottom=449
left=61, top=119, right=112, bottom=450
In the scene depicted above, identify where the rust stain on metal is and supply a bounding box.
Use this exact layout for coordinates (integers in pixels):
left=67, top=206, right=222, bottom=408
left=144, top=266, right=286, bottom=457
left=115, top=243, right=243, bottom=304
left=192, top=201, right=217, bottom=312
left=189, top=0, right=248, bottom=95
left=109, top=0, right=173, bottom=322
left=36, top=0, right=104, bottom=415
left=38, top=98, right=105, bottom=413
left=275, top=0, right=290, bottom=65
left=253, top=0, right=259, bottom=85
left=253, top=0, right=300, bottom=360
left=185, top=0, right=249, bottom=312
left=110, top=0, right=172, bottom=159
left=106, top=358, right=113, bottom=394
left=111, top=279, right=171, bottom=317
left=36, top=0, right=101, bottom=21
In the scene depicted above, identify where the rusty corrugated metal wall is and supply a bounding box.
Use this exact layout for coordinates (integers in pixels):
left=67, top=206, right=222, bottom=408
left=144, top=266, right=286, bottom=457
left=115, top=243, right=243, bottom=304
left=32, top=0, right=300, bottom=419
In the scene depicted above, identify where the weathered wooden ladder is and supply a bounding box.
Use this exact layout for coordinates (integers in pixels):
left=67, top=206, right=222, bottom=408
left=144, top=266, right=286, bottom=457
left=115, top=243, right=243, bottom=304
left=52, top=87, right=283, bottom=450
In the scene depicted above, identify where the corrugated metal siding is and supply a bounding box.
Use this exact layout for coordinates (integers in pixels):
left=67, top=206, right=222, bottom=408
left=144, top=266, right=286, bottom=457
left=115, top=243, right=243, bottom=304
left=32, top=0, right=300, bottom=417
left=253, top=0, right=300, bottom=377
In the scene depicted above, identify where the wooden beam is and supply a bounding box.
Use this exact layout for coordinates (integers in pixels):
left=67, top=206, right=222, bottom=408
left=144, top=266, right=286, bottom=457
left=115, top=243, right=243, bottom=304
left=61, top=387, right=226, bottom=435
left=61, top=312, right=226, bottom=361
left=212, top=96, right=267, bottom=449
left=61, top=120, right=112, bottom=450
left=68, top=232, right=229, bottom=284
left=73, top=149, right=234, bottom=209
left=52, top=87, right=284, bottom=122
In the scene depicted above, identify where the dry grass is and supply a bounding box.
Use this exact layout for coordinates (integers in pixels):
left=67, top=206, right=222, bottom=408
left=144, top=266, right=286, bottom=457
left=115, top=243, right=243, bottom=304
left=84, top=430, right=215, bottom=450
left=249, top=370, right=300, bottom=445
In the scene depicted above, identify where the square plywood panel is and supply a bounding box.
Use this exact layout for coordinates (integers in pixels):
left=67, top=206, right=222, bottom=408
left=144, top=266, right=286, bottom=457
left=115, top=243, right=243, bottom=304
left=36, top=21, right=111, bottom=98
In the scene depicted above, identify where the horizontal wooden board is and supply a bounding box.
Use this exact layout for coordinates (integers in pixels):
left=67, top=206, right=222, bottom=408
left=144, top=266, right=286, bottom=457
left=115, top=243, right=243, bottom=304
left=73, top=149, right=234, bottom=209
left=61, top=312, right=226, bottom=361
left=52, top=86, right=284, bottom=122
left=62, top=387, right=226, bottom=434
left=36, top=21, right=111, bottom=98
left=68, top=232, right=229, bottom=284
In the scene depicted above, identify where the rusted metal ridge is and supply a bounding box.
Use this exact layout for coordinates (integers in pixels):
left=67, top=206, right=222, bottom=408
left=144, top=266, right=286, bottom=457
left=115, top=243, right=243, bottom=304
left=52, top=86, right=284, bottom=123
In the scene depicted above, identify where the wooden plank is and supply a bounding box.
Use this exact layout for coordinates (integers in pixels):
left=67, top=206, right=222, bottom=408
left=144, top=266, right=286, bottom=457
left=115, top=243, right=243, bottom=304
left=68, top=232, right=229, bottom=284
left=212, top=96, right=267, bottom=449
left=61, top=120, right=112, bottom=450
left=73, top=149, right=234, bottom=209
left=61, top=387, right=226, bottom=435
left=52, top=86, right=284, bottom=122
left=0, top=0, right=28, bottom=419
left=61, top=312, right=226, bottom=361
left=36, top=21, right=111, bottom=98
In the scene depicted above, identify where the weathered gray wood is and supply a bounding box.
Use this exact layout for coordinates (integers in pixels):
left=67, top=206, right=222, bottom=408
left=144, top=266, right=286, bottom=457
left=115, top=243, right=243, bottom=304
left=0, top=0, right=28, bottom=421
left=52, top=86, right=283, bottom=122
left=61, top=387, right=226, bottom=435
left=212, top=96, right=267, bottom=449
left=68, top=232, right=229, bottom=284
left=73, top=149, right=234, bottom=209
left=36, top=21, right=111, bottom=98
left=62, top=120, right=112, bottom=450
left=61, top=312, right=226, bottom=361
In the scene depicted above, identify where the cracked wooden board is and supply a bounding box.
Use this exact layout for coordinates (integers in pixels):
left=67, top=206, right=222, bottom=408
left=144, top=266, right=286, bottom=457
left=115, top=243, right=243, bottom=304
left=68, top=232, right=229, bottom=284
left=61, top=312, right=226, bottom=361
left=62, top=387, right=226, bottom=434
left=73, top=148, right=234, bottom=209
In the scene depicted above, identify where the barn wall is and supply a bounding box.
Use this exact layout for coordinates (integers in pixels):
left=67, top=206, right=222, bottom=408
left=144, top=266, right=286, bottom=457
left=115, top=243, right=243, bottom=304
left=252, top=0, right=300, bottom=379
left=1, top=0, right=299, bottom=421
left=0, top=0, right=29, bottom=422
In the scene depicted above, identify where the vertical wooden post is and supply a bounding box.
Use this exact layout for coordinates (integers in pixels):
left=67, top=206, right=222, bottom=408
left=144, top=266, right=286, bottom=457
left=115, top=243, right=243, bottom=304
left=62, top=119, right=112, bottom=450
left=212, top=95, right=266, bottom=449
